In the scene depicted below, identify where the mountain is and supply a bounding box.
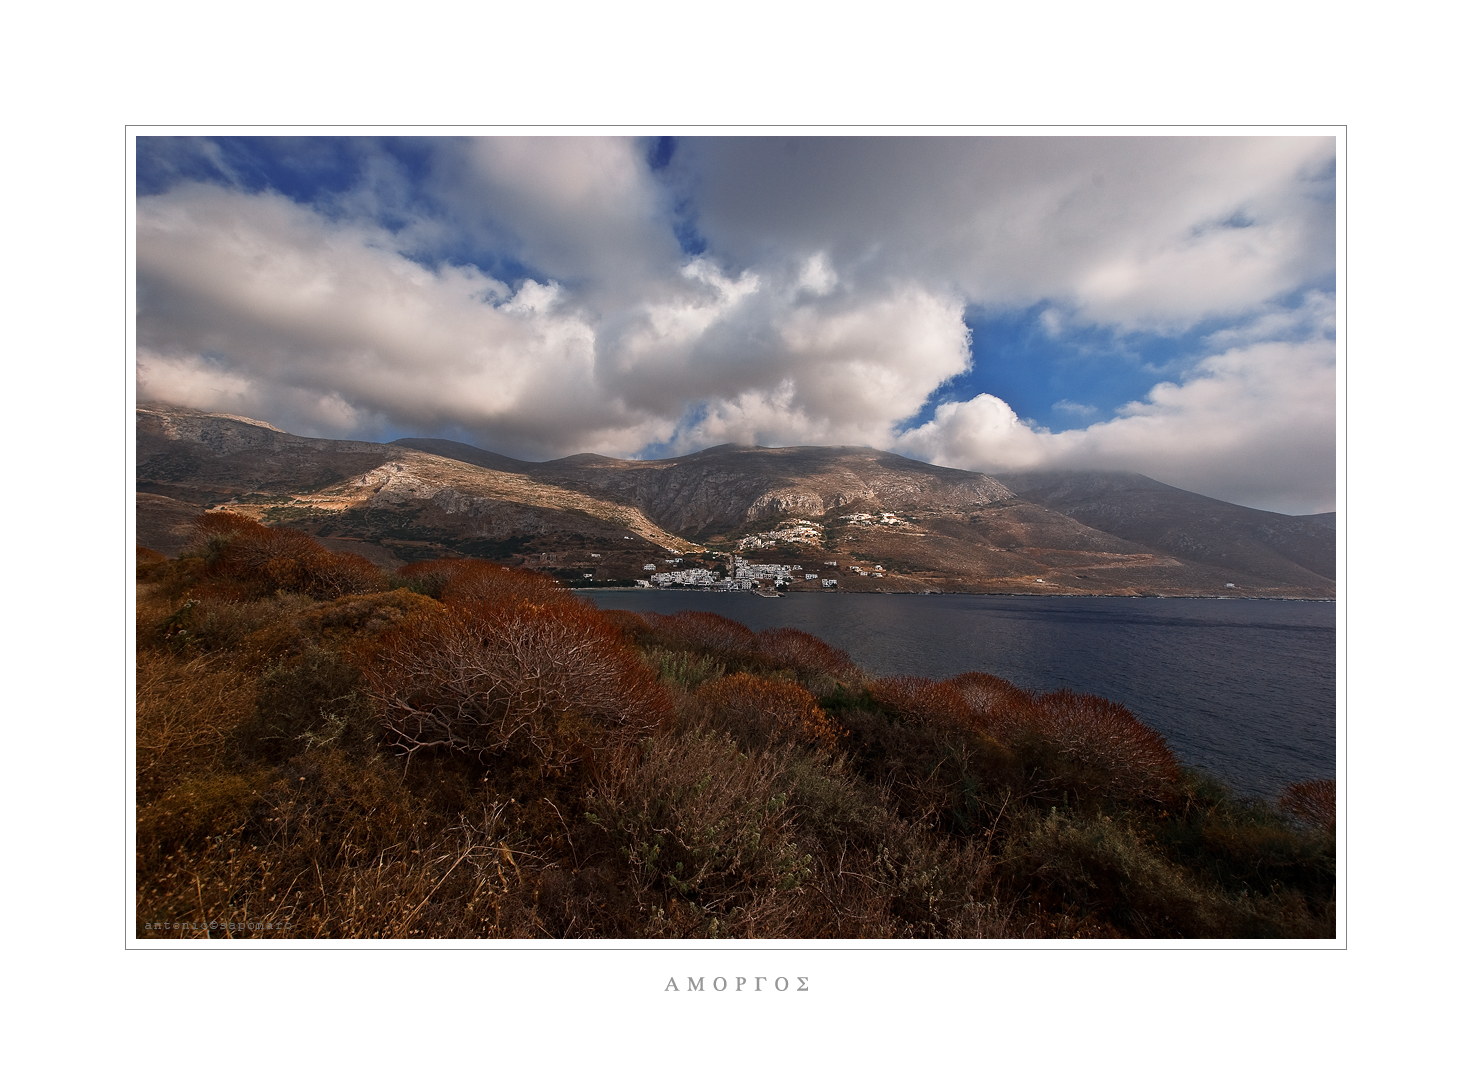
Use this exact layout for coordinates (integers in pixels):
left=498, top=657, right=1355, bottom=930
left=992, top=470, right=1336, bottom=587
left=137, top=404, right=1334, bottom=597
left=397, top=440, right=1015, bottom=536
left=136, top=403, right=703, bottom=573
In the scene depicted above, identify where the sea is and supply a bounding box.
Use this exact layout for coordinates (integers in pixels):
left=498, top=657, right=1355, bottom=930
left=584, top=590, right=1338, bottom=800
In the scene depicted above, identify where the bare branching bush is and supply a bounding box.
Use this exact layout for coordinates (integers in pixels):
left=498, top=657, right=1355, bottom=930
left=1279, top=777, right=1335, bottom=831
left=695, top=672, right=843, bottom=753
left=367, top=598, right=671, bottom=771
left=947, top=671, right=1036, bottom=726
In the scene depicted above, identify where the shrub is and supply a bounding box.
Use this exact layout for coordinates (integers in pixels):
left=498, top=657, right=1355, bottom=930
left=695, top=672, right=843, bottom=753
left=1279, top=777, right=1335, bottom=831
left=600, top=608, right=656, bottom=645
left=137, top=545, right=170, bottom=581
left=367, top=597, right=671, bottom=772
left=754, top=627, right=858, bottom=680
left=585, top=729, right=812, bottom=936
left=153, top=592, right=321, bottom=658
left=136, top=648, right=256, bottom=796
left=645, top=647, right=726, bottom=691
left=1010, top=689, right=1180, bottom=805
left=234, top=647, right=380, bottom=763
left=644, top=611, right=756, bottom=659
left=397, top=558, right=570, bottom=608
left=868, top=676, right=978, bottom=733
left=1000, top=807, right=1229, bottom=938
left=300, top=589, right=442, bottom=641
left=844, top=678, right=1016, bottom=836
left=186, top=512, right=387, bottom=599
left=946, top=671, right=1036, bottom=727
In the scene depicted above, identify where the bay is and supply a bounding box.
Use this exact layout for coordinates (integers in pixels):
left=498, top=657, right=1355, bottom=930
left=585, top=590, right=1337, bottom=800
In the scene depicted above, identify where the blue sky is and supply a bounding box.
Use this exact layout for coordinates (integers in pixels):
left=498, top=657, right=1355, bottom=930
left=135, top=134, right=1337, bottom=512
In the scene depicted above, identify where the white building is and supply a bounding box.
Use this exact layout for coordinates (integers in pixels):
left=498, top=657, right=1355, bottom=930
left=731, top=556, right=800, bottom=585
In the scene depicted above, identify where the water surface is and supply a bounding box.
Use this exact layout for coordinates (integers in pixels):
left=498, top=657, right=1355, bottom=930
left=586, top=591, right=1337, bottom=799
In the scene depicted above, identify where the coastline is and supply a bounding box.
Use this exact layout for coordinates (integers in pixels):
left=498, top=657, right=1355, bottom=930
left=569, top=586, right=1334, bottom=601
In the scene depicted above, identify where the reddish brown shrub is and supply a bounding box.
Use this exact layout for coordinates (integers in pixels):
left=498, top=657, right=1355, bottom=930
left=754, top=628, right=858, bottom=679
left=696, top=672, right=842, bottom=752
left=1279, top=778, right=1335, bottom=831
left=597, top=608, right=656, bottom=644
left=399, top=558, right=570, bottom=607
left=646, top=611, right=757, bottom=658
left=947, top=672, right=1036, bottom=728
left=1016, top=689, right=1181, bottom=803
left=187, top=512, right=386, bottom=599
left=367, top=597, right=671, bottom=771
left=868, top=675, right=979, bottom=733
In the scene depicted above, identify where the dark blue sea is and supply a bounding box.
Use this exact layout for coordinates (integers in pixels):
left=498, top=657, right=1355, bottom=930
left=585, top=591, right=1337, bottom=799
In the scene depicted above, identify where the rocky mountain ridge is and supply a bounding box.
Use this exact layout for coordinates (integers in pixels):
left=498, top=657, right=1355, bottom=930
left=398, top=438, right=1015, bottom=536
left=137, top=404, right=1334, bottom=597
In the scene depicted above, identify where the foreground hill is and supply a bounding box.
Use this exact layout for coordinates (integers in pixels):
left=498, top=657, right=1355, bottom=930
left=139, top=404, right=1333, bottom=597
left=135, top=522, right=1335, bottom=939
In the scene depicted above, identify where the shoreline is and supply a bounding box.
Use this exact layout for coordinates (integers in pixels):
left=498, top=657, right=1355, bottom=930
left=571, top=587, right=1335, bottom=602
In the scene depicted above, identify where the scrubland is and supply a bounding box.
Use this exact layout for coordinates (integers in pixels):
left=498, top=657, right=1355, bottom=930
left=135, top=513, right=1335, bottom=939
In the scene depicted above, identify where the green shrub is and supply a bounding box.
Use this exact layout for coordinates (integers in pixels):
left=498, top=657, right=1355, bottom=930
left=234, top=647, right=380, bottom=763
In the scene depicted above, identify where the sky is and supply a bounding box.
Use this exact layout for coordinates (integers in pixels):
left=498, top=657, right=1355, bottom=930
left=135, top=134, right=1337, bottom=514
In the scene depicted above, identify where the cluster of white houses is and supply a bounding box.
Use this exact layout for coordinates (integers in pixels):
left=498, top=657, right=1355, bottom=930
left=638, top=555, right=842, bottom=591
left=735, top=519, right=825, bottom=551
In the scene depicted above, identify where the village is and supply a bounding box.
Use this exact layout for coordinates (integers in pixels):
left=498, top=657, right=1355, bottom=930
left=520, top=514, right=901, bottom=593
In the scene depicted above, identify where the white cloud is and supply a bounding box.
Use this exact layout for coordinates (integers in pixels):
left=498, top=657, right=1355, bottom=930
left=135, top=136, right=1336, bottom=511
left=136, top=181, right=970, bottom=460
left=893, top=335, right=1336, bottom=514
left=682, top=136, right=1334, bottom=331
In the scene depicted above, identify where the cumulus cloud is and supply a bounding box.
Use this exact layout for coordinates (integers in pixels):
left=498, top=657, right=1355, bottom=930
left=136, top=177, right=969, bottom=459
left=680, top=136, right=1334, bottom=331
left=893, top=333, right=1336, bottom=514
left=135, top=135, right=1336, bottom=511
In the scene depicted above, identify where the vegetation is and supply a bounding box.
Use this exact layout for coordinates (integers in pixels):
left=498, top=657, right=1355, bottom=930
left=136, top=514, right=1335, bottom=939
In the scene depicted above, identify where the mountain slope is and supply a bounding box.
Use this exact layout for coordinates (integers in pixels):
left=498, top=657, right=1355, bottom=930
left=137, top=403, right=701, bottom=563
left=992, top=470, right=1336, bottom=585
left=398, top=441, right=1016, bottom=537
left=137, top=405, right=1334, bottom=597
